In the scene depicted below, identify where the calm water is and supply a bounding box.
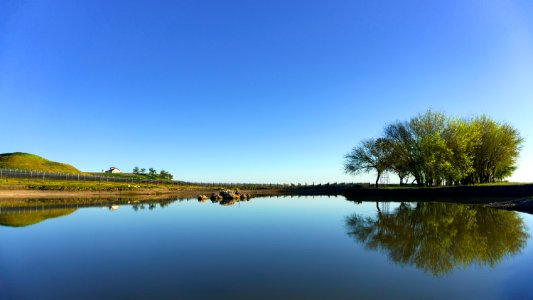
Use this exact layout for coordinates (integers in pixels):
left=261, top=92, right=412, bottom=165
left=1, top=196, right=533, bottom=300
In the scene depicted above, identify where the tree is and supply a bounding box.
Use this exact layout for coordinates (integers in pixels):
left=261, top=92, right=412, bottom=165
left=148, top=168, right=157, bottom=175
left=159, top=170, right=173, bottom=180
left=468, top=116, right=523, bottom=184
left=409, top=110, right=453, bottom=186
left=442, top=118, right=480, bottom=185
left=344, top=138, right=393, bottom=187
left=383, top=122, right=414, bottom=185
left=140, top=168, right=146, bottom=174
left=359, top=111, right=523, bottom=186
left=133, top=166, right=140, bottom=174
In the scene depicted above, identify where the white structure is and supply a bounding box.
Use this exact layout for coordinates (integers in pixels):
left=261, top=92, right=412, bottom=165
left=106, top=167, right=121, bottom=174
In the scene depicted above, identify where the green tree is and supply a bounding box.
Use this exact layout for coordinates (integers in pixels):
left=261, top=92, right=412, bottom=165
left=148, top=168, right=157, bottom=175
left=159, top=170, right=173, bottom=180
left=133, top=166, right=140, bottom=174
left=442, top=118, right=480, bottom=185
left=409, top=110, right=452, bottom=186
left=353, top=111, right=523, bottom=186
left=468, top=116, right=523, bottom=183
left=384, top=121, right=418, bottom=185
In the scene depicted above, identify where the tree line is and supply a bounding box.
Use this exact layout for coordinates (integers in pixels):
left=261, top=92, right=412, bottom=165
left=344, top=111, right=523, bottom=187
left=133, top=166, right=173, bottom=180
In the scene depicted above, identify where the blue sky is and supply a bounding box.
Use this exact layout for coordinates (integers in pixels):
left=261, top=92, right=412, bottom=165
left=1, top=0, right=532, bottom=184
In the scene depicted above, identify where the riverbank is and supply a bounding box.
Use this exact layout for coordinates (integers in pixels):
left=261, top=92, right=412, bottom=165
left=342, top=183, right=533, bottom=200
left=0, top=177, right=289, bottom=200
left=2, top=178, right=533, bottom=210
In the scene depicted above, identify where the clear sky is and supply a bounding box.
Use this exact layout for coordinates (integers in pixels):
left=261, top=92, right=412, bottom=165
left=1, top=0, right=532, bottom=184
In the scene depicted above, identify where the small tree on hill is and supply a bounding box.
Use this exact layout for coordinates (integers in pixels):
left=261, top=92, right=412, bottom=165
left=159, top=170, right=173, bottom=180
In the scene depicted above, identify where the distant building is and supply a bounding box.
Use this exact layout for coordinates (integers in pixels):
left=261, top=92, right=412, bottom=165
left=106, top=167, right=121, bottom=174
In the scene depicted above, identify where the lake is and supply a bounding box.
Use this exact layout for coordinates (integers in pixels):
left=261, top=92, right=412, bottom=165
left=1, top=196, right=533, bottom=300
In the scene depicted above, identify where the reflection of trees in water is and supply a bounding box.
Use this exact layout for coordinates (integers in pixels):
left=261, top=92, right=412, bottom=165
left=131, top=198, right=184, bottom=211
left=346, top=202, right=528, bottom=276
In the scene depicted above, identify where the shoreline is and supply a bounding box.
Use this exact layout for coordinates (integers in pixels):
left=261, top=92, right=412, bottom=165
left=342, top=183, right=533, bottom=199
left=0, top=187, right=291, bottom=201
left=2, top=183, right=533, bottom=200
left=2, top=184, right=533, bottom=213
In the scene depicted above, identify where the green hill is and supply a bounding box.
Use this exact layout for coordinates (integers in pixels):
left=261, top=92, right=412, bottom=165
left=0, top=152, right=83, bottom=174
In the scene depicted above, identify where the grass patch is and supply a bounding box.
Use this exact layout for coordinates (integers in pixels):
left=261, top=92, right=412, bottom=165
left=0, top=152, right=83, bottom=174
left=0, top=177, right=224, bottom=191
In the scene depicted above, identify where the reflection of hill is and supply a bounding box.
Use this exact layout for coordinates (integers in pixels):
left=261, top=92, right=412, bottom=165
left=346, top=202, right=528, bottom=276
left=0, top=208, right=77, bottom=227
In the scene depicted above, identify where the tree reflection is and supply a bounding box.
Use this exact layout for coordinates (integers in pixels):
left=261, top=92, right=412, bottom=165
left=346, top=202, right=528, bottom=276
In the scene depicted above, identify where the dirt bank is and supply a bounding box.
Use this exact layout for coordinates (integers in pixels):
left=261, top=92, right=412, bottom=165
left=0, top=187, right=287, bottom=200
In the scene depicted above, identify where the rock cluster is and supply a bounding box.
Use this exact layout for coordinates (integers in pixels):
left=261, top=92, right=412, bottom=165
left=214, top=189, right=251, bottom=200
left=198, top=190, right=252, bottom=204
left=198, top=190, right=252, bottom=205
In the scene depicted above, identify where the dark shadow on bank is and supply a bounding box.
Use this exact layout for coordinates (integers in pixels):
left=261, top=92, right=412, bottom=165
left=345, top=201, right=528, bottom=276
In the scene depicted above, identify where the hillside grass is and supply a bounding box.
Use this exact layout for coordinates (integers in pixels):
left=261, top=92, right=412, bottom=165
left=0, top=152, right=83, bottom=174
left=89, top=172, right=174, bottom=181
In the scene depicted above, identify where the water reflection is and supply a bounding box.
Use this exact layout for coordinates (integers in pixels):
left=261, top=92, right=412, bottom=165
left=345, top=202, right=528, bottom=276
left=0, top=196, right=260, bottom=228
left=0, top=208, right=77, bottom=227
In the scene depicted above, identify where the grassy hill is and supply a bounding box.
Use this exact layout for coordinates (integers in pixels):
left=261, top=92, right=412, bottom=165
left=0, top=152, right=83, bottom=174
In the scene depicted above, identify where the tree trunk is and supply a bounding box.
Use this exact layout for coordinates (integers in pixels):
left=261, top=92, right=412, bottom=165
left=375, top=171, right=381, bottom=188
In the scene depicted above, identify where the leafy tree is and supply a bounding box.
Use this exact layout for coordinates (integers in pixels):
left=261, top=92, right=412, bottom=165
left=349, top=111, right=523, bottom=186
left=442, top=118, right=480, bottom=185
left=384, top=121, right=418, bottom=185
left=148, top=168, right=157, bottom=175
left=133, top=166, right=140, bottom=174
left=159, top=170, right=173, bottom=180
left=409, top=110, right=453, bottom=186
left=468, top=116, right=523, bottom=183
left=344, top=138, right=393, bottom=187
left=140, top=168, right=146, bottom=174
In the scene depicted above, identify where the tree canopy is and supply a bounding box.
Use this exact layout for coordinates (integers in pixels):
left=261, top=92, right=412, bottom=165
left=344, top=111, right=523, bottom=186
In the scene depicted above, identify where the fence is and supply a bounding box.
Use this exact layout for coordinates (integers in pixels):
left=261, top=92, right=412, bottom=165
left=0, top=168, right=368, bottom=189
left=0, top=168, right=169, bottom=184
left=0, top=168, right=288, bottom=188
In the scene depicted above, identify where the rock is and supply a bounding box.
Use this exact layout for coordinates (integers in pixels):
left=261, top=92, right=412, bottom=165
left=210, top=193, right=223, bottom=201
